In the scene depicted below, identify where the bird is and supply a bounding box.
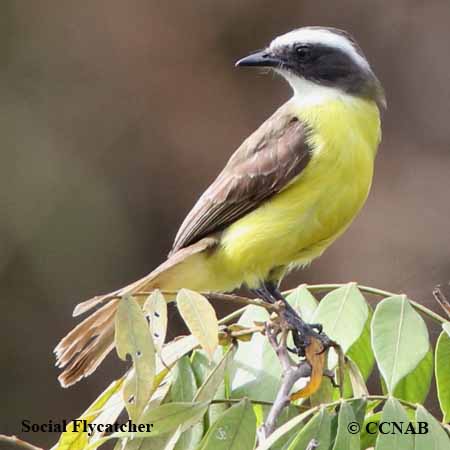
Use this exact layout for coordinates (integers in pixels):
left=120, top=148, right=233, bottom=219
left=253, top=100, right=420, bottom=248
left=55, top=26, right=385, bottom=387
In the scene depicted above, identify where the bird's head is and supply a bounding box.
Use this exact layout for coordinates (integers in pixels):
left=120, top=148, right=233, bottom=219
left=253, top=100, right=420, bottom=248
left=236, top=26, right=386, bottom=108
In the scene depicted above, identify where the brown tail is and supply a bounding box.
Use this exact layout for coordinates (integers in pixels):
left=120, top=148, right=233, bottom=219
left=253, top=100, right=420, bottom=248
left=55, top=237, right=217, bottom=387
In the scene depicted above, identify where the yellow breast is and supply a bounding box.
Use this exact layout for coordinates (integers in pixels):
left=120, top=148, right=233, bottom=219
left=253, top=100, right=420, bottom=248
left=213, top=96, right=381, bottom=288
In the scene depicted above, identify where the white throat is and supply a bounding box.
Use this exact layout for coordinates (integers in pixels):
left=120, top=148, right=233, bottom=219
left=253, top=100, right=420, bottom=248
left=281, top=72, right=352, bottom=108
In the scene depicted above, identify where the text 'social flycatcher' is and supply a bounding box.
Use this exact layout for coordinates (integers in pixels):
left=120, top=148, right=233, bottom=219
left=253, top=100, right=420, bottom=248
left=56, top=26, right=385, bottom=387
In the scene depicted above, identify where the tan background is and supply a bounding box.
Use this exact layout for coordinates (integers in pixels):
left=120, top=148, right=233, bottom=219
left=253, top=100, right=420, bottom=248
left=1, top=1, right=449, bottom=448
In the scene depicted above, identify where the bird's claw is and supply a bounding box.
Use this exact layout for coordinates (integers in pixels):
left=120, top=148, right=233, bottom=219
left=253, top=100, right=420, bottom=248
left=289, top=320, right=334, bottom=357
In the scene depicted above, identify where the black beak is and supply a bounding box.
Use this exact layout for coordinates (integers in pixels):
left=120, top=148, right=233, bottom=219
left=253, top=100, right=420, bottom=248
left=235, top=50, right=281, bottom=68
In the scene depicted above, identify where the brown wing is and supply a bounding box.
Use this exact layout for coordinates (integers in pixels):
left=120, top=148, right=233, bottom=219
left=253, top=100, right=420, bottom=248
left=170, top=104, right=312, bottom=254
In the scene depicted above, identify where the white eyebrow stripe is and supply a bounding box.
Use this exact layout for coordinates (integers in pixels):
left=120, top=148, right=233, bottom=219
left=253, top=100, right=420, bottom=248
left=270, top=28, right=370, bottom=71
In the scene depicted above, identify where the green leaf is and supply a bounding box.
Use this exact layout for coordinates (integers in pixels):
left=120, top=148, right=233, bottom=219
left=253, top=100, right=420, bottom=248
left=443, top=322, right=450, bottom=337
left=375, top=398, right=413, bottom=450
left=253, top=404, right=265, bottom=429
left=195, top=346, right=235, bottom=402
left=171, top=357, right=204, bottom=450
left=171, top=356, right=197, bottom=402
left=346, top=308, right=374, bottom=380
left=269, top=406, right=305, bottom=450
left=415, top=405, right=450, bottom=450
left=191, top=350, right=212, bottom=387
left=255, top=408, right=316, bottom=450
left=159, top=335, right=198, bottom=372
left=197, top=398, right=256, bottom=450
left=230, top=305, right=279, bottom=401
left=144, top=289, right=168, bottom=353
left=160, top=430, right=183, bottom=450
left=286, top=285, right=319, bottom=322
left=436, top=328, right=450, bottom=422
left=371, top=295, right=429, bottom=393
left=195, top=346, right=235, bottom=431
left=230, top=287, right=319, bottom=401
left=347, top=398, right=366, bottom=428
left=208, top=376, right=227, bottom=427
left=115, top=295, right=156, bottom=421
left=230, top=303, right=306, bottom=401
left=249, top=405, right=302, bottom=450
left=347, top=358, right=369, bottom=397
left=89, top=389, right=126, bottom=443
left=286, top=408, right=333, bottom=450
left=367, top=399, right=382, bottom=414
left=335, top=366, right=353, bottom=400
left=331, top=401, right=359, bottom=450
left=120, top=377, right=172, bottom=450
left=393, top=349, right=433, bottom=403
left=207, top=351, right=230, bottom=427
left=117, top=433, right=172, bottom=450
left=360, top=411, right=382, bottom=450
left=176, top=289, right=219, bottom=359
left=86, top=402, right=209, bottom=450
left=191, top=348, right=231, bottom=429
left=52, top=378, right=124, bottom=450
left=312, top=283, right=368, bottom=368
left=310, top=377, right=334, bottom=406
left=126, top=401, right=209, bottom=438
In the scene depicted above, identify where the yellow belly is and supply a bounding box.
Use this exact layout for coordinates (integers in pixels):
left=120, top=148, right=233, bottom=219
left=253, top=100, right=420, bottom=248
left=209, top=96, right=381, bottom=289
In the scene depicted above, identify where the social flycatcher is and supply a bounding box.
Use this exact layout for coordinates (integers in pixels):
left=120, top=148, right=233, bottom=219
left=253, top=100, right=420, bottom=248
left=55, top=26, right=385, bottom=387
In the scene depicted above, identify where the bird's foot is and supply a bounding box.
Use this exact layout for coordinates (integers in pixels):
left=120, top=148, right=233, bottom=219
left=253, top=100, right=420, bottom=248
left=283, top=308, right=333, bottom=357
left=251, top=282, right=335, bottom=357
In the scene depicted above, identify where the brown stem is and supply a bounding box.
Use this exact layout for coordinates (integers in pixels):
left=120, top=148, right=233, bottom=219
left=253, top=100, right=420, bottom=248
left=205, top=292, right=278, bottom=311
left=0, top=435, right=43, bottom=450
left=229, top=326, right=264, bottom=338
left=433, top=285, right=450, bottom=319
left=258, top=324, right=312, bottom=441
left=136, top=290, right=277, bottom=311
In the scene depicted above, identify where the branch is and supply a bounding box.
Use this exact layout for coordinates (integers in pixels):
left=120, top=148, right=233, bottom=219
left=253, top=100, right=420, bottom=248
left=227, top=325, right=264, bottom=339
left=284, top=284, right=448, bottom=324
left=0, top=435, right=43, bottom=450
left=218, top=324, right=265, bottom=345
left=205, top=292, right=278, bottom=312
left=218, top=306, right=247, bottom=324
left=433, top=285, right=450, bottom=319
left=129, top=283, right=449, bottom=324
left=258, top=323, right=312, bottom=441
left=136, top=290, right=277, bottom=312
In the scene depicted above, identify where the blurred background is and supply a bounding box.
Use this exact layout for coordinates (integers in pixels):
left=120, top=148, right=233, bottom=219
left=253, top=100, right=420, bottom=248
left=1, top=1, right=449, bottom=447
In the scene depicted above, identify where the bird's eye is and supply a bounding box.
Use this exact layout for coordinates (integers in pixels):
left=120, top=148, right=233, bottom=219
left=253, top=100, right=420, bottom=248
left=295, top=45, right=312, bottom=61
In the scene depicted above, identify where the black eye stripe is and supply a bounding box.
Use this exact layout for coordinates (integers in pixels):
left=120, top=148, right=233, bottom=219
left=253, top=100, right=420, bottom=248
left=294, top=44, right=311, bottom=54
left=293, top=44, right=313, bottom=62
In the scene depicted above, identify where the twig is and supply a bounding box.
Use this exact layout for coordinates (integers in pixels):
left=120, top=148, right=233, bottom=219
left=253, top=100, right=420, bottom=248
left=136, top=290, right=277, bottom=311
left=258, top=323, right=312, bottom=441
left=0, top=435, right=43, bottom=450
left=218, top=306, right=247, bottom=324
left=433, top=285, right=450, bottom=319
left=228, top=325, right=264, bottom=338
left=284, top=284, right=448, bottom=324
left=124, top=283, right=449, bottom=324
left=218, top=325, right=265, bottom=345
left=205, top=292, right=278, bottom=311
